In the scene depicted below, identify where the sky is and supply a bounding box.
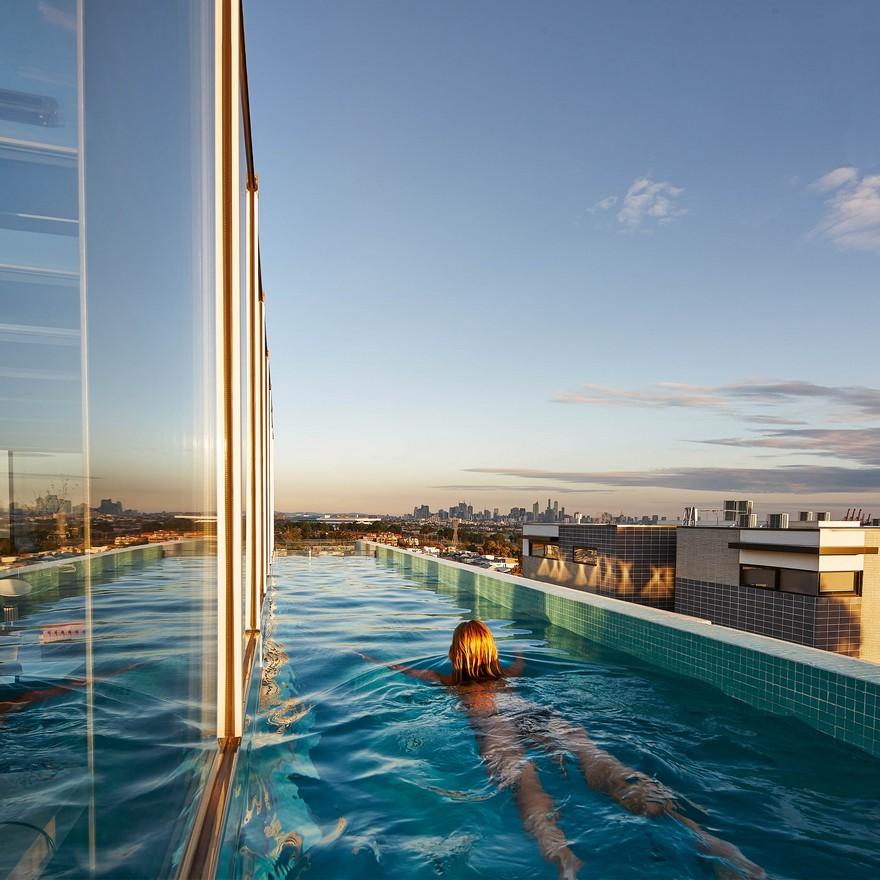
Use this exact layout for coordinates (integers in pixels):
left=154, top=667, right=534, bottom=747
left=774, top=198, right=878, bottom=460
left=245, top=0, right=880, bottom=517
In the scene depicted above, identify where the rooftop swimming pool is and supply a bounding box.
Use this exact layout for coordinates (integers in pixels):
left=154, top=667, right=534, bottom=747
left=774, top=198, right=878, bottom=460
left=219, top=555, right=880, bottom=880
left=0, top=551, right=216, bottom=879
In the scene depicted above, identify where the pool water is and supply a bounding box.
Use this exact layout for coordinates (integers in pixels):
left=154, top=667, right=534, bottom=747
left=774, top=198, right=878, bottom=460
left=221, top=556, right=880, bottom=880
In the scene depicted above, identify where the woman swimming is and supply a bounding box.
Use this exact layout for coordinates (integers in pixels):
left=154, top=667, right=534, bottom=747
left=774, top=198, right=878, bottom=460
left=362, top=619, right=764, bottom=880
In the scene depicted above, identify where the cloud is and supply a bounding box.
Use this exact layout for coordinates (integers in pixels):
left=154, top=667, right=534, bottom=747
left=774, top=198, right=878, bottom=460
left=548, top=379, right=880, bottom=484
left=742, top=414, right=808, bottom=426
left=592, top=176, right=686, bottom=229
left=553, top=379, right=880, bottom=419
left=697, top=427, right=880, bottom=467
left=555, top=383, right=725, bottom=409
left=808, top=166, right=880, bottom=252
left=590, top=195, right=618, bottom=212
left=809, top=166, right=859, bottom=193
left=432, top=484, right=600, bottom=494
left=466, top=466, right=880, bottom=495
left=618, top=176, right=686, bottom=228
left=39, top=1, right=76, bottom=32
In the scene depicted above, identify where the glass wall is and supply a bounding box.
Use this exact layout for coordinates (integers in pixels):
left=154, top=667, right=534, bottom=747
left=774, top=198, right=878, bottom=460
left=0, top=0, right=84, bottom=564
left=1, top=2, right=273, bottom=876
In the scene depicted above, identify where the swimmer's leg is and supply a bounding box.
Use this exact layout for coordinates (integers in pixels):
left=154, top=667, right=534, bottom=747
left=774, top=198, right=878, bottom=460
left=476, top=714, right=582, bottom=879
left=529, top=714, right=764, bottom=880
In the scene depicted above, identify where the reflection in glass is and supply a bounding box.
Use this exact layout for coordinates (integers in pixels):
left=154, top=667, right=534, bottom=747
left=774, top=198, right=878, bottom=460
left=2, top=1, right=221, bottom=875
left=1, top=0, right=84, bottom=567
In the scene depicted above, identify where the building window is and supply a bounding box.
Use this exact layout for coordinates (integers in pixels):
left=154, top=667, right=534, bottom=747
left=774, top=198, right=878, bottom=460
left=778, top=568, right=818, bottom=595
left=740, top=565, right=777, bottom=589
left=819, top=571, right=862, bottom=594
left=574, top=546, right=599, bottom=565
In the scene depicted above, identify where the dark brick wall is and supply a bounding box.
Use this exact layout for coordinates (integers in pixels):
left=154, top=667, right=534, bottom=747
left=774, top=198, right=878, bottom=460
left=815, top=595, right=862, bottom=656
left=552, top=525, right=677, bottom=609
left=675, top=577, right=863, bottom=656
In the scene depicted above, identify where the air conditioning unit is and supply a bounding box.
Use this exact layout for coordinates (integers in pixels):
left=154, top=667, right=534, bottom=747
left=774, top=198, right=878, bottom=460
left=737, top=513, right=757, bottom=528
left=798, top=511, right=816, bottom=522
left=816, top=511, right=831, bottom=521
left=767, top=513, right=789, bottom=529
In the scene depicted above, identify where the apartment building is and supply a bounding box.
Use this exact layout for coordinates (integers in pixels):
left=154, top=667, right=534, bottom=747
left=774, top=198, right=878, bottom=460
left=521, top=522, right=677, bottom=609
left=675, top=521, right=880, bottom=661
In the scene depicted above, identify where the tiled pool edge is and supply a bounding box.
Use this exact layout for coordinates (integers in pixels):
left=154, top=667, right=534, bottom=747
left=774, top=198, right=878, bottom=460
left=2, top=539, right=214, bottom=596
left=363, top=543, right=880, bottom=757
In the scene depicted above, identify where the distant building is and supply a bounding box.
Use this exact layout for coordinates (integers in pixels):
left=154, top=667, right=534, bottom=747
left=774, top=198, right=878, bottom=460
left=521, top=523, right=677, bottom=609
left=675, top=520, right=880, bottom=661
left=97, top=498, right=123, bottom=515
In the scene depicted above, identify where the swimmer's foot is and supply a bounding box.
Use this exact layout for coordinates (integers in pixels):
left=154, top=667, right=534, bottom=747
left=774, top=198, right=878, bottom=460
left=320, top=816, right=347, bottom=846
left=698, top=831, right=765, bottom=880
left=672, top=812, right=764, bottom=880
left=554, top=848, right=584, bottom=880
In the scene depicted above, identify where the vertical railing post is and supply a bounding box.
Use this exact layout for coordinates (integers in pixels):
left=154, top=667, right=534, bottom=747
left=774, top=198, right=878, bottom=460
left=260, top=301, right=268, bottom=587
left=215, top=0, right=243, bottom=742
left=245, top=179, right=260, bottom=633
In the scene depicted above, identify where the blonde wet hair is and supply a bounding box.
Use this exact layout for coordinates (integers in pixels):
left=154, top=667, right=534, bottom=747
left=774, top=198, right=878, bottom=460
left=448, top=619, right=503, bottom=683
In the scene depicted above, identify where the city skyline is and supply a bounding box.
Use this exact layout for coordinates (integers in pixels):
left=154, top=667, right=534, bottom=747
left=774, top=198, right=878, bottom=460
left=246, top=0, right=880, bottom=515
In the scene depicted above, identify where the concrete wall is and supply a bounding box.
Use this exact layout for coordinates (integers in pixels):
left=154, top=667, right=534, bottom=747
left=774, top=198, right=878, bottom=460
left=675, top=527, right=739, bottom=584
left=860, top=529, right=880, bottom=662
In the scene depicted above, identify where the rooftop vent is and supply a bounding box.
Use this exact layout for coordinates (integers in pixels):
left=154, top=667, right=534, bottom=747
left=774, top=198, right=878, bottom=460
left=724, top=499, right=753, bottom=522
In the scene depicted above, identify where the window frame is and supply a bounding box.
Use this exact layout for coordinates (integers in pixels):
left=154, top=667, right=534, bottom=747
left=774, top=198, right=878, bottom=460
left=738, top=564, right=862, bottom=597
left=573, top=546, right=599, bottom=565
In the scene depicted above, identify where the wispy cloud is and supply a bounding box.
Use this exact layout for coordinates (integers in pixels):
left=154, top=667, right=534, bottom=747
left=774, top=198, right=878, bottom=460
left=545, top=378, right=880, bottom=489
left=553, top=379, right=880, bottom=419
left=432, top=484, right=597, bottom=494
left=742, top=414, right=808, bottom=426
left=698, top=427, right=880, bottom=467
left=555, top=382, right=725, bottom=409
left=809, top=166, right=859, bottom=193
left=590, top=195, right=618, bottom=212
left=466, top=466, right=880, bottom=495
left=593, top=176, right=686, bottom=229
left=39, top=1, right=76, bottom=32
left=808, top=166, right=880, bottom=253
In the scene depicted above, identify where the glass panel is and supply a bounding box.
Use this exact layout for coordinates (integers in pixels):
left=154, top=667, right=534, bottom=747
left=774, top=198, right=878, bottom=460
left=740, top=565, right=777, bottom=589
left=82, top=0, right=219, bottom=859
left=1, top=9, right=88, bottom=878
left=1, top=2, right=218, bottom=877
left=819, top=571, right=860, bottom=593
left=778, top=568, right=818, bottom=595
left=0, top=0, right=84, bottom=566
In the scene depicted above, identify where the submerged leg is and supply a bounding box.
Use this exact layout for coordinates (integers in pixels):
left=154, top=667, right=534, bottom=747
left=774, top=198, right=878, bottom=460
left=476, top=713, right=583, bottom=879
left=527, top=713, right=764, bottom=879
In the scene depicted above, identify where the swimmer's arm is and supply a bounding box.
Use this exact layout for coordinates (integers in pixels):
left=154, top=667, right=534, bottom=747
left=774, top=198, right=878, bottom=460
left=355, top=651, right=451, bottom=684
left=504, top=652, right=525, bottom=677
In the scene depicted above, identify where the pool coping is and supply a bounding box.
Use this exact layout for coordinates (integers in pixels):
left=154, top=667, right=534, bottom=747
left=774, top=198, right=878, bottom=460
left=359, top=542, right=880, bottom=756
